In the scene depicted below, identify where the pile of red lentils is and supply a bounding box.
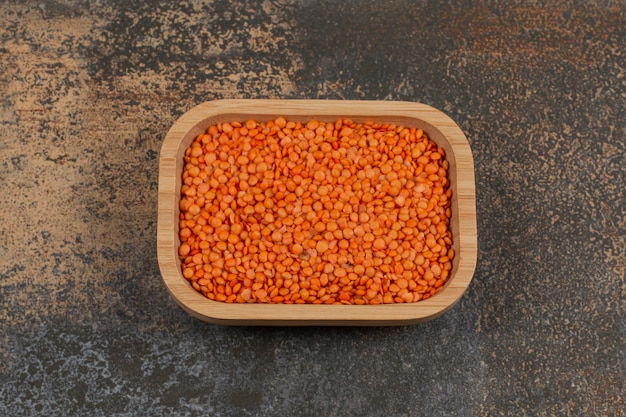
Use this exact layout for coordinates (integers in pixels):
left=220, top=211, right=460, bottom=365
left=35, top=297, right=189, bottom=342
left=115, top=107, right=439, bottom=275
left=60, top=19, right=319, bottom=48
left=178, top=118, right=454, bottom=304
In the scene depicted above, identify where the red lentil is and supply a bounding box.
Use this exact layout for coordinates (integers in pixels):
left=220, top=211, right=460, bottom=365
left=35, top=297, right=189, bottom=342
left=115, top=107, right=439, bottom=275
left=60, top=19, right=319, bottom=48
left=178, top=118, right=454, bottom=304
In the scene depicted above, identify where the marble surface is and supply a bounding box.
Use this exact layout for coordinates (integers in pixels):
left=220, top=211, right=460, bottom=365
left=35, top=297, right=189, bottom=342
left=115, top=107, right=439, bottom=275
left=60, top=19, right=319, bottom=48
left=1, top=1, right=624, bottom=416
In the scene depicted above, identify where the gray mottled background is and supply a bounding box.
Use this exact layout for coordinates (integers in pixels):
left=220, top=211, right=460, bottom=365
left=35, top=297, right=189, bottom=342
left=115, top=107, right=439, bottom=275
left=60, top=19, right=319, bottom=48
left=1, top=1, right=624, bottom=416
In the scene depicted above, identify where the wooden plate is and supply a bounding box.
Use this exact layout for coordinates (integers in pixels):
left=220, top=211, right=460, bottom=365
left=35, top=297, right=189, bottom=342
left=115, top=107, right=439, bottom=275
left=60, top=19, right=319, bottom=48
left=157, top=99, right=476, bottom=325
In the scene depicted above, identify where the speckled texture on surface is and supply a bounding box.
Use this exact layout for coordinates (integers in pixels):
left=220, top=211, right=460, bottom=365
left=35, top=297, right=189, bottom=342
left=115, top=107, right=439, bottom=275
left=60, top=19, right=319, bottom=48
left=0, top=1, right=624, bottom=416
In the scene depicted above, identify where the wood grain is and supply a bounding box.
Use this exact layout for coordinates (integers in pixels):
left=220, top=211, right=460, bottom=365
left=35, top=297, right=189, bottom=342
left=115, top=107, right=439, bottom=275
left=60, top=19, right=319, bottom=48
left=157, top=99, right=477, bottom=325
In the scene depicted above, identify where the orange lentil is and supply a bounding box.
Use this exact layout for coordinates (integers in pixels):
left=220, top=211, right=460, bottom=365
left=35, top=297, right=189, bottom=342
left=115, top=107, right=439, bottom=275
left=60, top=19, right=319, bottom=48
left=372, top=237, right=386, bottom=250
left=178, top=118, right=453, bottom=304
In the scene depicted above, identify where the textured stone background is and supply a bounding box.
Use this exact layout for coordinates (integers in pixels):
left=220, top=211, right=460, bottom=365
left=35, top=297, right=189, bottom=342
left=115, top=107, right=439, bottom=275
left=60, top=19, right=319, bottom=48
left=1, top=1, right=624, bottom=416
